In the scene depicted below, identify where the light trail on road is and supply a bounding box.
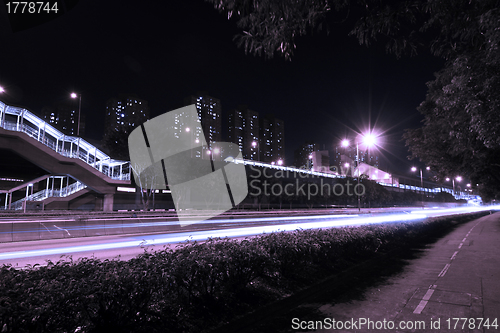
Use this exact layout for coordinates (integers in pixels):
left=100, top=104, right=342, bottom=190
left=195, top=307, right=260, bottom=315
left=0, top=213, right=425, bottom=261
left=0, top=205, right=498, bottom=265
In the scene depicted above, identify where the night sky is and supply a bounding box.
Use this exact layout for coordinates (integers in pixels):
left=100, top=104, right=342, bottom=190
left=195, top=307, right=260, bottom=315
left=0, top=0, right=445, bottom=175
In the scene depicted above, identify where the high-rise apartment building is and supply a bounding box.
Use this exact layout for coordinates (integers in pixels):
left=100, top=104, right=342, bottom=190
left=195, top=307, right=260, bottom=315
left=228, top=105, right=260, bottom=160
left=260, top=114, right=285, bottom=164
left=41, top=101, right=85, bottom=136
left=294, top=141, right=317, bottom=169
left=104, top=94, right=149, bottom=133
left=184, top=92, right=222, bottom=147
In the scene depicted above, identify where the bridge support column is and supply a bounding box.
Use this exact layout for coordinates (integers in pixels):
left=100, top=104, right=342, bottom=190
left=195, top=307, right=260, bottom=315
left=103, top=193, right=114, bottom=212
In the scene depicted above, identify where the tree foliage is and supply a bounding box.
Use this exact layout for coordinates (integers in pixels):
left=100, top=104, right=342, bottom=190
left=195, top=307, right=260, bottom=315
left=206, top=0, right=347, bottom=60
left=351, top=0, right=500, bottom=59
left=403, top=53, right=500, bottom=201
left=206, top=0, right=499, bottom=61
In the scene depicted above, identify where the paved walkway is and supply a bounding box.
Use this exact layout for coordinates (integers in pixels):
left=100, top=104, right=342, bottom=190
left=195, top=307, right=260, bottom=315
left=294, top=212, right=500, bottom=333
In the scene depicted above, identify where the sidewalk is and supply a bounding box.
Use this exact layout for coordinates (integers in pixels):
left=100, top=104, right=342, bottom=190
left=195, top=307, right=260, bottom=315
left=295, top=211, right=500, bottom=332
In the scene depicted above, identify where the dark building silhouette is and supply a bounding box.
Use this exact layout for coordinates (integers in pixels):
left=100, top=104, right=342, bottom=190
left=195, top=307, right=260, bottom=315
left=294, top=141, right=318, bottom=169
left=260, top=114, right=285, bottom=164
left=184, top=92, right=222, bottom=147
left=41, top=101, right=85, bottom=136
left=228, top=105, right=260, bottom=160
left=104, top=94, right=149, bottom=133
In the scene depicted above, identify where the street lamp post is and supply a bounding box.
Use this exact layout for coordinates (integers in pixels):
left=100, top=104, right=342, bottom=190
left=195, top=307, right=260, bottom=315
left=356, top=141, right=360, bottom=211
left=445, top=176, right=461, bottom=197
left=251, top=141, right=260, bottom=161
left=455, top=176, right=462, bottom=197
left=0, top=87, right=5, bottom=128
left=411, top=166, right=424, bottom=207
left=71, top=92, right=82, bottom=136
left=341, top=133, right=378, bottom=212
left=445, top=177, right=454, bottom=195
left=341, top=138, right=362, bottom=211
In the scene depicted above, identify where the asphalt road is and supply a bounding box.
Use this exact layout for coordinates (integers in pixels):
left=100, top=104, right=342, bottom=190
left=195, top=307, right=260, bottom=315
left=0, top=206, right=496, bottom=268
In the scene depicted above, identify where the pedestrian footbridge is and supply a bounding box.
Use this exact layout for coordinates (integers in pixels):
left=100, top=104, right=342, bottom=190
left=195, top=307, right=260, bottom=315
left=0, top=101, right=130, bottom=211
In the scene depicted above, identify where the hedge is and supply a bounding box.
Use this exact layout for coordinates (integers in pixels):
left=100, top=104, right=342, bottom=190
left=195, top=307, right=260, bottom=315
left=0, top=211, right=490, bottom=333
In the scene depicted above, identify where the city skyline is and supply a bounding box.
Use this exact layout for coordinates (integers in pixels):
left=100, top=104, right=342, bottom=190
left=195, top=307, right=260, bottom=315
left=0, top=0, right=445, bottom=175
left=1, top=90, right=399, bottom=174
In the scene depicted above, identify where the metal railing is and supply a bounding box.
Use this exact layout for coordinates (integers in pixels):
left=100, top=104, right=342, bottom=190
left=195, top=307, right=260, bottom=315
left=9, top=181, right=88, bottom=210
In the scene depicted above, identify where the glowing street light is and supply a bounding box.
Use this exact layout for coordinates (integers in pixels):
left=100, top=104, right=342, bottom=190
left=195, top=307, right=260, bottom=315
left=0, top=86, right=5, bottom=93
left=341, top=139, right=349, bottom=147
left=306, top=154, right=313, bottom=169
left=445, top=176, right=461, bottom=195
left=426, top=166, right=430, bottom=171
left=277, top=159, right=283, bottom=166
left=213, top=148, right=220, bottom=154
left=362, top=133, right=377, bottom=147
left=251, top=141, right=260, bottom=161
left=70, top=92, right=82, bottom=136
left=185, top=127, right=190, bottom=132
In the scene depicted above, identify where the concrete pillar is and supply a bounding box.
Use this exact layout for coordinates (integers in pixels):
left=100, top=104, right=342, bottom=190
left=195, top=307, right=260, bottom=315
left=103, top=193, right=114, bottom=212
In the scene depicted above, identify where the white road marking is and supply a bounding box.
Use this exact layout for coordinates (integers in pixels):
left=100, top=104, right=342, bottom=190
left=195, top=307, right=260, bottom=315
left=413, top=285, right=437, bottom=314
left=438, top=264, right=451, bottom=277
left=414, top=218, right=489, bottom=315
